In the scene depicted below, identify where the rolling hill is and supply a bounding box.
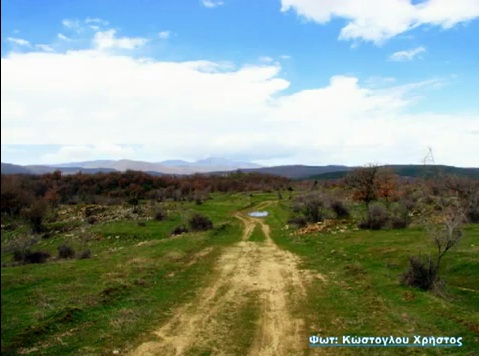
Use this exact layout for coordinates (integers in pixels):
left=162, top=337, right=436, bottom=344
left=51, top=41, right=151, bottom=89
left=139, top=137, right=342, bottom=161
left=2, top=161, right=478, bottom=179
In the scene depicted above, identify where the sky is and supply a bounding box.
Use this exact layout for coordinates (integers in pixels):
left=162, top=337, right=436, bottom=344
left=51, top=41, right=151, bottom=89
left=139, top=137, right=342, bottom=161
left=1, top=0, right=479, bottom=167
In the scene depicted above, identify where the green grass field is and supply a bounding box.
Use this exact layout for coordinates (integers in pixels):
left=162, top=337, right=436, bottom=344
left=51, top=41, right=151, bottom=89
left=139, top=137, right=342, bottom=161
left=1, top=193, right=254, bottom=355
left=267, top=201, right=479, bottom=355
left=1, top=192, right=478, bottom=355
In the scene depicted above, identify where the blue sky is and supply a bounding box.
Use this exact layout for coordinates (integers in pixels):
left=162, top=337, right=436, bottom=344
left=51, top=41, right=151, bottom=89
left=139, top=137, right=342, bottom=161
left=2, top=0, right=478, bottom=166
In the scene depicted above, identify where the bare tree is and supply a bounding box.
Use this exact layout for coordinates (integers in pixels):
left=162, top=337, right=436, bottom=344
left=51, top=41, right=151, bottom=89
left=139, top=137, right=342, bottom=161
left=428, top=197, right=465, bottom=270
left=345, top=164, right=380, bottom=209
left=403, top=194, right=466, bottom=291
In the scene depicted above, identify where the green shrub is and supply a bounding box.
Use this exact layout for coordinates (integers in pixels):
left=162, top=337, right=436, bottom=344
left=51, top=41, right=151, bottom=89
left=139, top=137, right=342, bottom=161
left=79, top=249, right=92, bottom=259
left=402, top=256, right=438, bottom=291
left=171, top=225, right=189, bottom=235
left=189, top=213, right=213, bottom=231
left=359, top=203, right=390, bottom=230
left=153, top=208, right=167, bottom=221
left=57, top=244, right=76, bottom=259
left=13, top=249, right=50, bottom=264
left=330, top=199, right=350, bottom=218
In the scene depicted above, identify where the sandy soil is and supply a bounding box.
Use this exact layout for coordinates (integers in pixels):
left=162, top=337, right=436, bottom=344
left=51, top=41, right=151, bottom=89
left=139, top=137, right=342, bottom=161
left=129, top=204, right=314, bottom=355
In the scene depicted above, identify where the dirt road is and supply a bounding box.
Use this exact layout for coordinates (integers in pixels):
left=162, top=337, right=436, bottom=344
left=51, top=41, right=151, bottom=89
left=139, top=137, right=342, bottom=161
left=130, top=203, right=312, bottom=355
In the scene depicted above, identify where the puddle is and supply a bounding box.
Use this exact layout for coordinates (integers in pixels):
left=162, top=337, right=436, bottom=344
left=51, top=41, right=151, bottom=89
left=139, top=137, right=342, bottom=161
left=248, top=211, right=269, bottom=217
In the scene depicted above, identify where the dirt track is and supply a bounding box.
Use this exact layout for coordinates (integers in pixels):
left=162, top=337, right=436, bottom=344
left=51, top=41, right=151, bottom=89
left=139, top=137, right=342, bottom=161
left=130, top=204, right=312, bottom=355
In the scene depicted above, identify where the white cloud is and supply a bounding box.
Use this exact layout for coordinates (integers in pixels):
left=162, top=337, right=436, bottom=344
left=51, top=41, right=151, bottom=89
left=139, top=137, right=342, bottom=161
left=258, top=56, right=274, bottom=63
left=281, top=0, right=479, bottom=44
left=40, top=144, right=134, bottom=164
left=7, top=37, right=31, bottom=47
left=57, top=33, right=71, bottom=41
left=158, top=31, right=171, bottom=39
left=1, top=48, right=478, bottom=166
left=35, top=44, right=54, bottom=52
left=93, top=29, right=148, bottom=50
left=201, top=0, right=224, bottom=8
left=85, top=17, right=109, bottom=26
left=62, top=19, right=82, bottom=32
left=389, top=46, right=426, bottom=61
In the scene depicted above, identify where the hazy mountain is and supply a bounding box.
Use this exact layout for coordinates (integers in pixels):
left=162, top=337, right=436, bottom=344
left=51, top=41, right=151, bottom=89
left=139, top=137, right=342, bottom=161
left=240, top=165, right=351, bottom=179
left=1, top=163, right=116, bottom=175
left=51, top=157, right=262, bottom=174
left=1, top=163, right=32, bottom=174
left=26, top=165, right=117, bottom=175
left=158, top=160, right=191, bottom=167
left=193, top=157, right=261, bottom=169
left=158, top=157, right=261, bottom=169
left=54, top=160, right=118, bottom=169
left=2, top=161, right=478, bottom=180
left=308, top=165, right=479, bottom=180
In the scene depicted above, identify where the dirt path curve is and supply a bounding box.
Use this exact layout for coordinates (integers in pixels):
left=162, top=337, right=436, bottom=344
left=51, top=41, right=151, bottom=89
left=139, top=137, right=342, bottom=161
left=130, top=202, right=311, bottom=355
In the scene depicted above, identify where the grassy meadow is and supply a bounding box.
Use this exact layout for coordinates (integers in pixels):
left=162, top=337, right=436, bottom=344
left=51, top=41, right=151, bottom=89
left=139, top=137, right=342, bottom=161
left=267, top=201, right=479, bottom=355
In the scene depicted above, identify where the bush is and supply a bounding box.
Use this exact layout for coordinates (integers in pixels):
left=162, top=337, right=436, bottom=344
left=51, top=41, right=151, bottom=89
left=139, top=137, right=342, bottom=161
left=25, top=251, right=50, bottom=263
left=86, top=216, right=98, bottom=225
left=25, top=251, right=51, bottom=264
left=466, top=193, right=479, bottom=223
left=189, top=213, right=213, bottom=231
left=293, top=192, right=328, bottom=223
left=402, top=256, right=438, bottom=291
left=390, top=216, right=409, bottom=229
left=389, top=202, right=410, bottom=229
left=84, top=205, right=105, bottom=218
left=330, top=200, right=350, bottom=218
left=13, top=249, right=27, bottom=262
left=153, top=208, right=167, bottom=221
left=57, top=244, right=76, bottom=259
left=287, top=216, right=308, bottom=228
left=79, top=249, right=92, bottom=259
left=171, top=225, right=189, bottom=236
left=359, top=203, right=390, bottom=230
left=23, top=198, right=49, bottom=233
left=467, top=207, right=479, bottom=223
left=13, top=249, right=50, bottom=264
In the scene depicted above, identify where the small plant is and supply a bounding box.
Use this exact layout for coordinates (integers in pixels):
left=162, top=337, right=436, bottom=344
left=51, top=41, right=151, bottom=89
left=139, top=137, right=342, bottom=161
left=402, top=256, right=438, bottom=290
left=57, top=244, right=76, bottom=259
left=79, top=249, right=92, bottom=259
left=287, top=216, right=307, bottom=228
left=171, top=225, right=189, bottom=236
left=330, top=199, right=350, bottom=218
left=153, top=208, right=167, bottom=221
left=389, top=202, right=410, bottom=229
left=359, top=203, right=390, bottom=230
left=292, top=192, right=328, bottom=223
left=13, top=249, right=26, bottom=262
left=87, top=216, right=98, bottom=225
left=189, top=213, right=213, bottom=231
left=22, top=198, right=49, bottom=233
left=13, top=249, right=50, bottom=264
left=25, top=251, right=50, bottom=264
left=390, top=216, right=409, bottom=229
left=402, top=195, right=464, bottom=291
left=466, top=192, right=479, bottom=223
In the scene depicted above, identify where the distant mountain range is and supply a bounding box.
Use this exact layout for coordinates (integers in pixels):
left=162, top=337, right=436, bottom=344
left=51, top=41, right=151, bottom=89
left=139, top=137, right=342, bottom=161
left=1, top=159, right=478, bottom=180
left=1, top=157, right=261, bottom=176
